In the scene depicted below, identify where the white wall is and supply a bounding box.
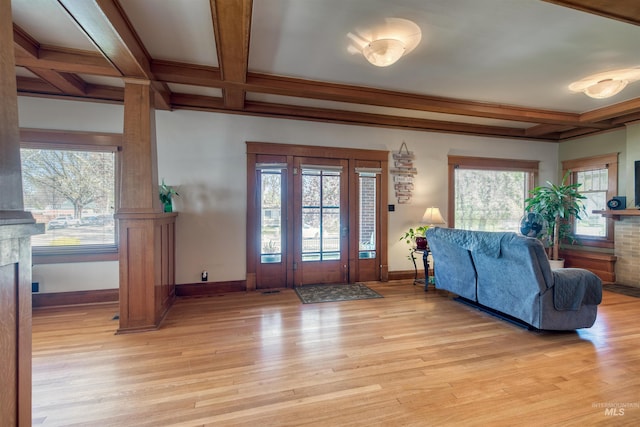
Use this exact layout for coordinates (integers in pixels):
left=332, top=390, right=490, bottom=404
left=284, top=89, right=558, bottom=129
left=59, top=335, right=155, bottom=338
left=19, top=97, right=559, bottom=290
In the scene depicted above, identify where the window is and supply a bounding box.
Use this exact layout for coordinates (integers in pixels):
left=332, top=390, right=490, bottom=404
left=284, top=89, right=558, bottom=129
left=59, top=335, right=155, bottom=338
left=562, top=153, right=618, bottom=248
left=448, top=156, right=538, bottom=231
left=357, top=169, right=380, bottom=259
left=20, top=129, right=121, bottom=262
left=257, top=163, right=285, bottom=263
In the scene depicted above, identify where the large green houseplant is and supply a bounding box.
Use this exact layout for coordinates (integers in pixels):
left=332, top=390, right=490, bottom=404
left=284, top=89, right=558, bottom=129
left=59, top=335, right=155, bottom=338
left=524, top=172, right=586, bottom=261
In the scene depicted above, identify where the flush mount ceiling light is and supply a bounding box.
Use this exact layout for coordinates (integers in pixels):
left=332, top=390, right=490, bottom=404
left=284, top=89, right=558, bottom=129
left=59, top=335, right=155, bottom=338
left=569, top=68, right=640, bottom=99
left=347, top=18, right=421, bottom=67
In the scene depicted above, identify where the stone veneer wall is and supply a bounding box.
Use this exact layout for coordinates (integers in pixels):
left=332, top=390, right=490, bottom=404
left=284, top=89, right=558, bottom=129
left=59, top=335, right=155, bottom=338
left=615, top=216, right=640, bottom=287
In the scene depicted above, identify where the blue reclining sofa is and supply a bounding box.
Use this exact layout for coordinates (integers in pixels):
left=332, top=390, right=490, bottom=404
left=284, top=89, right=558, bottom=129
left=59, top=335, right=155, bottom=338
left=425, top=227, right=602, bottom=330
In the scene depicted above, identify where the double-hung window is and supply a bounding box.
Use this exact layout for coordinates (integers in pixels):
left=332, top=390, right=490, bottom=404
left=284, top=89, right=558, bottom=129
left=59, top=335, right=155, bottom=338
left=562, top=153, right=618, bottom=249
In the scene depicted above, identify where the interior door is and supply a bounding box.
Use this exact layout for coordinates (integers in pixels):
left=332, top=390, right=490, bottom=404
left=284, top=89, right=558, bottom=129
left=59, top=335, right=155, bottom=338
left=294, top=157, right=349, bottom=285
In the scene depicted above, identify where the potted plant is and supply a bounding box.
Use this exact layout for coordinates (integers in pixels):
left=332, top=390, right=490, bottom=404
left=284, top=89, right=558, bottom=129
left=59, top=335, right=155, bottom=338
left=159, top=179, right=179, bottom=212
left=400, top=225, right=429, bottom=259
left=524, top=171, right=586, bottom=265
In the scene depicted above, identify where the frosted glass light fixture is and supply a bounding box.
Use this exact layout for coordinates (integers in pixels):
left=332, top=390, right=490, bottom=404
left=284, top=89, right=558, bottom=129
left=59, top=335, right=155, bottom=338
left=347, top=18, right=421, bottom=68
left=362, top=38, right=406, bottom=67
left=569, top=68, right=640, bottom=99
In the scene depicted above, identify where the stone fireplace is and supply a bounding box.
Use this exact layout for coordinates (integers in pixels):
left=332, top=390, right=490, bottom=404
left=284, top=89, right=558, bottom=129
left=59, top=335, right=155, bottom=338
left=614, top=215, right=640, bottom=287
left=595, top=209, right=640, bottom=288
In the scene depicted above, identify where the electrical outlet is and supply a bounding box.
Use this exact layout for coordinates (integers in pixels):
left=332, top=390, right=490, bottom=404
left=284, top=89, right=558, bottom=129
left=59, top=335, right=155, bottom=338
left=201, top=270, right=208, bottom=282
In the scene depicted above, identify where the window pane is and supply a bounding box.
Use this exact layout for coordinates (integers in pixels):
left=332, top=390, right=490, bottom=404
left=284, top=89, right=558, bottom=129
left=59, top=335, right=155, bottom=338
left=260, top=171, right=282, bottom=263
left=455, top=169, right=527, bottom=232
left=359, top=175, right=376, bottom=258
left=575, top=167, right=608, bottom=237
left=301, top=169, right=340, bottom=261
left=21, top=148, right=116, bottom=247
left=575, top=192, right=607, bottom=236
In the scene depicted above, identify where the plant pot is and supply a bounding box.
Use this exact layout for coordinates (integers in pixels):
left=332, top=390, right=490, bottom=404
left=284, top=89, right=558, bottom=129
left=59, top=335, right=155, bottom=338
left=163, top=201, right=173, bottom=213
left=548, top=259, right=565, bottom=269
left=415, top=236, right=428, bottom=250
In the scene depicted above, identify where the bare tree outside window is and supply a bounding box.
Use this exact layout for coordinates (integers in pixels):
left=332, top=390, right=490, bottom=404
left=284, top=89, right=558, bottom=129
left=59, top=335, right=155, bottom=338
left=21, top=148, right=116, bottom=247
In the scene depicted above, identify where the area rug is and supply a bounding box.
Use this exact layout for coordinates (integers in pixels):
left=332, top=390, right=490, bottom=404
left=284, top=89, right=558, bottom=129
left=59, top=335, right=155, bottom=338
left=603, top=284, right=640, bottom=298
left=295, top=283, right=383, bottom=304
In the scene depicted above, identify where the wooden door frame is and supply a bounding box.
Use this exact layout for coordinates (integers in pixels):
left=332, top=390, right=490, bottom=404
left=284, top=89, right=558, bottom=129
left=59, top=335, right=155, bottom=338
left=246, top=142, right=389, bottom=290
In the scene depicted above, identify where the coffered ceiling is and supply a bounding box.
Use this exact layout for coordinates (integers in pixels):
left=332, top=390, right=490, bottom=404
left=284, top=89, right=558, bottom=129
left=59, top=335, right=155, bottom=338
left=10, top=0, right=640, bottom=142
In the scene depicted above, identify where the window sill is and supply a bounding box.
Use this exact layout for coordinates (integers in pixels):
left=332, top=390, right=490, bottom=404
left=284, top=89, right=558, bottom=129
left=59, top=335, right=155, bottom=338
left=32, top=246, right=118, bottom=264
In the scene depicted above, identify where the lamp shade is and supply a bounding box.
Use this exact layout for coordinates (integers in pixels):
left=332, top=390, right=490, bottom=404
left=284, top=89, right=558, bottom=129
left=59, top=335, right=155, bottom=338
left=421, top=207, right=446, bottom=226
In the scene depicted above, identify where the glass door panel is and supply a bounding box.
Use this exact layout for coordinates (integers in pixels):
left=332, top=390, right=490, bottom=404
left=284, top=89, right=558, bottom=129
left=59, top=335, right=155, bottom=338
left=260, top=169, right=283, bottom=263
left=295, top=159, right=348, bottom=285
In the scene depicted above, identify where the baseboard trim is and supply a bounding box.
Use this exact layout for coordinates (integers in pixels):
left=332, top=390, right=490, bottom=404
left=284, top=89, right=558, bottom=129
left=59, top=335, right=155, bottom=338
left=32, top=288, right=119, bottom=308
left=175, top=280, right=246, bottom=297
left=388, top=270, right=423, bottom=281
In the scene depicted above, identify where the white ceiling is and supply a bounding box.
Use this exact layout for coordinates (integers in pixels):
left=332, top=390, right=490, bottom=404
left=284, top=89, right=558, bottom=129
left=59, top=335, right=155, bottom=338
left=10, top=0, right=640, bottom=140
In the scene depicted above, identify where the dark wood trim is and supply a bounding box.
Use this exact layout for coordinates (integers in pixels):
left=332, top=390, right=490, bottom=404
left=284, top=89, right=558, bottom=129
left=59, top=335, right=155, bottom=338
left=175, top=280, right=246, bottom=297
left=32, top=288, right=119, bottom=308
left=448, top=155, right=540, bottom=172
left=542, top=0, right=640, bottom=27
left=447, top=155, right=539, bottom=227
left=388, top=270, right=425, bottom=281
left=559, top=248, right=617, bottom=283
left=247, top=141, right=389, bottom=161
left=20, top=128, right=123, bottom=148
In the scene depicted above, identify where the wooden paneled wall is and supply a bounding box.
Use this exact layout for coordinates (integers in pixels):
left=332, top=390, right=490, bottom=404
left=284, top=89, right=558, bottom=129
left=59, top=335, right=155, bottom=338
left=116, top=213, right=176, bottom=333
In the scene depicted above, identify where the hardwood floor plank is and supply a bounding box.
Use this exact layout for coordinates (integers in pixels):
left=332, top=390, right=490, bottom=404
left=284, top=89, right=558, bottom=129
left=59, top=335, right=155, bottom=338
left=32, top=282, right=640, bottom=425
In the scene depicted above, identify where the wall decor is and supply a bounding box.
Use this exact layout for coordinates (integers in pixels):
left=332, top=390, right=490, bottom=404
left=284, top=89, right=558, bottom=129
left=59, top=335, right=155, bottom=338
left=390, top=142, right=417, bottom=204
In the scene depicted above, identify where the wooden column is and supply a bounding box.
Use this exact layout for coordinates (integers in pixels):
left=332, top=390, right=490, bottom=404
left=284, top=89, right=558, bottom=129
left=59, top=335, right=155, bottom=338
left=0, top=1, right=43, bottom=425
left=116, top=80, right=175, bottom=334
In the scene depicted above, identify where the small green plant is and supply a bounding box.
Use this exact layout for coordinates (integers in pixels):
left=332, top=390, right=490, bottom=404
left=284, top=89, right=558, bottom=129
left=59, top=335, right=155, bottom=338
left=399, top=225, right=429, bottom=261
left=159, top=179, right=179, bottom=212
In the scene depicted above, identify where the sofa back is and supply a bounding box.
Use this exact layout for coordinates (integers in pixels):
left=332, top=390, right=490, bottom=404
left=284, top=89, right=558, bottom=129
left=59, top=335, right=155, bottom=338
left=472, top=233, right=553, bottom=325
left=426, top=228, right=478, bottom=300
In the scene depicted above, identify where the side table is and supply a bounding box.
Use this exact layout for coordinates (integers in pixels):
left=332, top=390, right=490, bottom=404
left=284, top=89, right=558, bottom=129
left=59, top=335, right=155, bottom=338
left=411, top=247, right=431, bottom=291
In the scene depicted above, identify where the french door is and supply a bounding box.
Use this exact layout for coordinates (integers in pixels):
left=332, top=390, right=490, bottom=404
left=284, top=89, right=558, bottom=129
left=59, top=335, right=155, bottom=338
left=294, top=157, right=348, bottom=285
left=247, top=143, right=388, bottom=290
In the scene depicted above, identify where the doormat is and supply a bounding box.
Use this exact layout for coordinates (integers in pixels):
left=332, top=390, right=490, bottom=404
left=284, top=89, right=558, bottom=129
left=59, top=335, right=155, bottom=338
left=295, top=283, right=383, bottom=304
left=604, top=284, right=640, bottom=298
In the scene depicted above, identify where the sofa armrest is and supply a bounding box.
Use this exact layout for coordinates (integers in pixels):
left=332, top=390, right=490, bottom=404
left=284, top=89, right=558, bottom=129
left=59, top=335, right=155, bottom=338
left=552, top=268, right=602, bottom=311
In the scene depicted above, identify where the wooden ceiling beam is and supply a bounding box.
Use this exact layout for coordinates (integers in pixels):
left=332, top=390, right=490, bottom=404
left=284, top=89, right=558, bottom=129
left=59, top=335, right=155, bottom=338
left=210, top=0, right=252, bottom=109
left=524, top=123, right=576, bottom=137
left=580, top=97, right=640, bottom=123
left=26, top=68, right=86, bottom=96
left=243, top=100, right=536, bottom=139
left=246, top=73, right=614, bottom=128
left=170, top=92, right=555, bottom=140
left=151, top=60, right=222, bottom=86
left=15, top=46, right=120, bottom=76
left=150, top=61, right=595, bottom=128
left=211, top=0, right=251, bottom=111
left=13, top=25, right=38, bottom=58
left=57, top=0, right=150, bottom=78
left=542, top=0, right=640, bottom=26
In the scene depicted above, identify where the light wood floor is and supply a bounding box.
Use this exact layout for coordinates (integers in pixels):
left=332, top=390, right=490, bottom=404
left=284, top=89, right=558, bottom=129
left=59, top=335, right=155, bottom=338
left=32, top=281, right=640, bottom=426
